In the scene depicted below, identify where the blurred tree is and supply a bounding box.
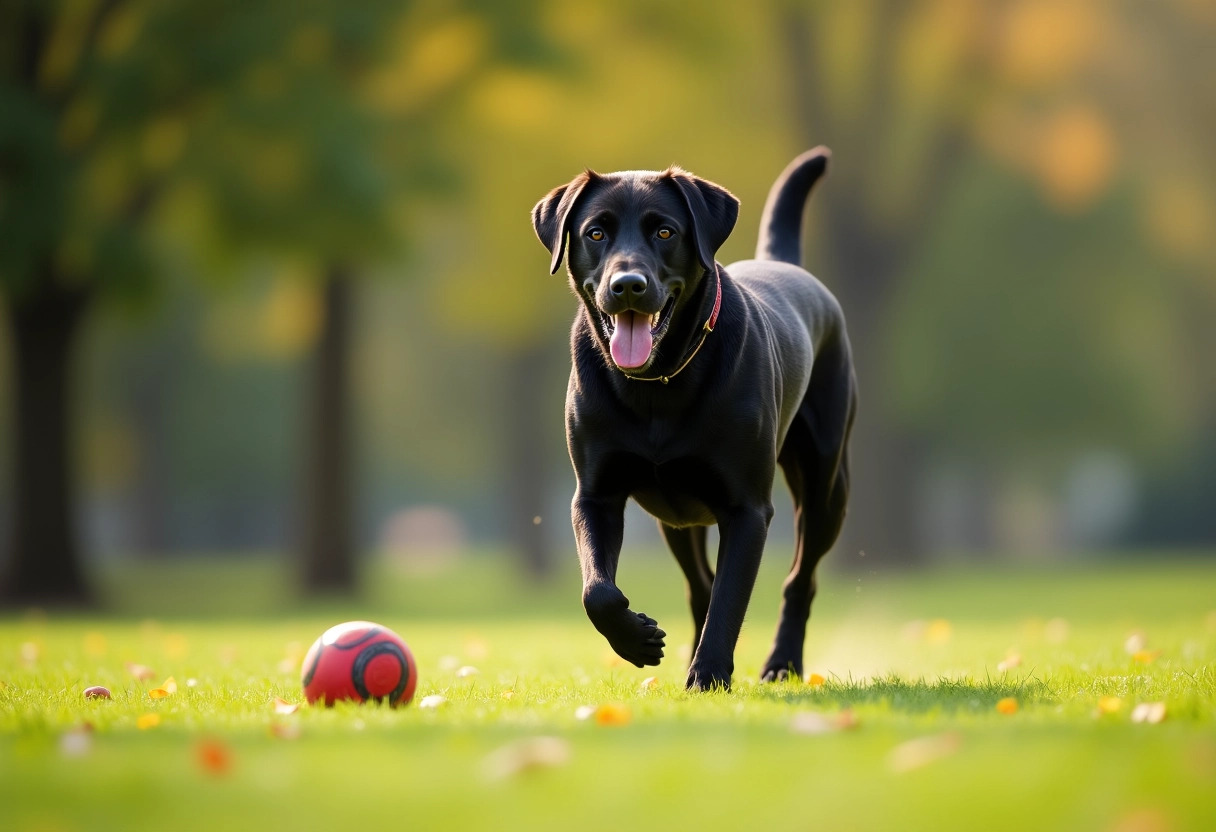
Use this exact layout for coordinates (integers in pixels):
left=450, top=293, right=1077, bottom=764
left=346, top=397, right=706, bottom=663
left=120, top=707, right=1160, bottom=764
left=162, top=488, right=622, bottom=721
left=0, top=0, right=406, bottom=604
left=778, top=0, right=1216, bottom=563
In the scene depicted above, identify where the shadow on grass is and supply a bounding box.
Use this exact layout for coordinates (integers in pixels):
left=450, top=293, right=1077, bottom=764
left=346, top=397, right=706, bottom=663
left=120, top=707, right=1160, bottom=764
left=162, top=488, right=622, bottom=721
left=749, top=674, right=1052, bottom=713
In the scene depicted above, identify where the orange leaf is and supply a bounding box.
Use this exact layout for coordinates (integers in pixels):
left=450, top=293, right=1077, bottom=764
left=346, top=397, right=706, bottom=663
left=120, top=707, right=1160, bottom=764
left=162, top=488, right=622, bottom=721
left=196, top=739, right=232, bottom=774
left=136, top=713, right=161, bottom=730
left=273, top=697, right=300, bottom=715
left=593, top=703, right=631, bottom=726
left=639, top=676, right=660, bottom=690
left=806, top=673, right=826, bottom=687
left=149, top=688, right=171, bottom=699
left=996, top=697, right=1019, bottom=715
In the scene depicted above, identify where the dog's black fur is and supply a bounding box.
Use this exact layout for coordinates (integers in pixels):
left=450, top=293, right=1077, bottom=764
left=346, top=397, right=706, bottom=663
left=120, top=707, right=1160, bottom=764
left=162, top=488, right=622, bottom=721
left=532, top=149, right=856, bottom=690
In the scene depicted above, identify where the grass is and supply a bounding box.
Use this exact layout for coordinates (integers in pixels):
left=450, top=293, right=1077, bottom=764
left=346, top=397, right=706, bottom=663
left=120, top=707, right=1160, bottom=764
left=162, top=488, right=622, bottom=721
left=2, top=554, right=1215, bottom=831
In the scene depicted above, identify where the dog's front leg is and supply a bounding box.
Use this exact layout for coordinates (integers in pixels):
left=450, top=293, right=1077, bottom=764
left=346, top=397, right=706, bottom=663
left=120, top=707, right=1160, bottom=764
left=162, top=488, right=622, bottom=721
left=686, top=504, right=773, bottom=690
left=573, top=491, right=666, bottom=667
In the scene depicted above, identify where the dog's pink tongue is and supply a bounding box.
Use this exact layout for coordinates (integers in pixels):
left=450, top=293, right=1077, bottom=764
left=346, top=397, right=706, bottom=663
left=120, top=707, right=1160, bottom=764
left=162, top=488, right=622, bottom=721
left=610, top=311, right=653, bottom=369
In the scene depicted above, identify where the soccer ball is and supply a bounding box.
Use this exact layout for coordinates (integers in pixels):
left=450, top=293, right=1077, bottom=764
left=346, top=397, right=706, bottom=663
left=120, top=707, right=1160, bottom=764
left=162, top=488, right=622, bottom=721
left=301, top=621, right=418, bottom=707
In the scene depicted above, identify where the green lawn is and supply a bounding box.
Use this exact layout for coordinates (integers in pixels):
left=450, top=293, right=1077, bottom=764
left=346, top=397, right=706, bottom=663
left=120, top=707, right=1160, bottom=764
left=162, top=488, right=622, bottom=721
left=2, top=555, right=1215, bottom=831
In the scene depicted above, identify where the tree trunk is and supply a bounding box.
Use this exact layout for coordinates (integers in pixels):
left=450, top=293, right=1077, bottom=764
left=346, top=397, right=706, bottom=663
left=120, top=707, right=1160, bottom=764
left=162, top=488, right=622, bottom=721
left=503, top=343, right=554, bottom=579
left=300, top=266, right=356, bottom=594
left=2, top=278, right=93, bottom=606
left=127, top=360, right=172, bottom=557
left=823, top=205, right=929, bottom=569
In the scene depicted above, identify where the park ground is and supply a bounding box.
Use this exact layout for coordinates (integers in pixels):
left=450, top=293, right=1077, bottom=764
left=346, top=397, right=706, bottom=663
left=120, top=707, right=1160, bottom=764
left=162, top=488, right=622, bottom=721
left=2, top=554, right=1215, bottom=831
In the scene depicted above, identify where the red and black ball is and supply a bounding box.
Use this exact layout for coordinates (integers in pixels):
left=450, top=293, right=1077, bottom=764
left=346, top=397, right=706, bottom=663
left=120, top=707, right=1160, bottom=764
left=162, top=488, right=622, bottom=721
left=301, top=621, right=418, bottom=707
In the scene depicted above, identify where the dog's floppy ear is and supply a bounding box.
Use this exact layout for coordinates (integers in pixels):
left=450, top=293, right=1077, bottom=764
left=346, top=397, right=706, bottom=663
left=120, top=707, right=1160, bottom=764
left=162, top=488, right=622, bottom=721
left=532, top=171, right=598, bottom=275
left=666, top=169, right=740, bottom=272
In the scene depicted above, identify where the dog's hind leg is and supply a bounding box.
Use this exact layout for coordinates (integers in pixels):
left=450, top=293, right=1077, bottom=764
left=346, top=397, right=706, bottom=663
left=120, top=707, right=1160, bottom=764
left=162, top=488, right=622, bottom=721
left=659, top=522, right=714, bottom=659
left=761, top=338, right=855, bottom=682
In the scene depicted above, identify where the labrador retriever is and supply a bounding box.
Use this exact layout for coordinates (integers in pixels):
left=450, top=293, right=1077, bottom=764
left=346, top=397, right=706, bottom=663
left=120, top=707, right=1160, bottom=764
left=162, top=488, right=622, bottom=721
left=532, top=148, right=856, bottom=690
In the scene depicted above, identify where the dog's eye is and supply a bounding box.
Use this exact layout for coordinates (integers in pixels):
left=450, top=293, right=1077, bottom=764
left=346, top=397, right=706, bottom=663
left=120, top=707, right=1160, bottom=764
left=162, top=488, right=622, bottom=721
left=587, top=228, right=605, bottom=242
left=657, top=227, right=674, bottom=240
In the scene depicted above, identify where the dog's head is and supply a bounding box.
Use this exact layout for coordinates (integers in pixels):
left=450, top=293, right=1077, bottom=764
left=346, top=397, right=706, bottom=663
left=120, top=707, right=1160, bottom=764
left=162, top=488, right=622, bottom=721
left=532, top=168, right=738, bottom=373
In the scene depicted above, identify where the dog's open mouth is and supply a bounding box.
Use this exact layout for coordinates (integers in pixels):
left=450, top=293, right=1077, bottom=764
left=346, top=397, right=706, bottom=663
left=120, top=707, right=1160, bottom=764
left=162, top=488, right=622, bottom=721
left=602, top=296, right=676, bottom=370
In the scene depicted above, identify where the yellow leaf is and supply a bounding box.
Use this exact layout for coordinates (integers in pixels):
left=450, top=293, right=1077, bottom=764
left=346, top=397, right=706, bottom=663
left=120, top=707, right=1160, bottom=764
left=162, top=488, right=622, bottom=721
left=136, top=713, right=161, bottom=730
left=593, top=703, right=631, bottom=726
left=806, top=673, right=826, bottom=687
left=162, top=677, right=178, bottom=694
left=639, top=677, right=660, bottom=691
left=1098, top=696, right=1123, bottom=715
left=1132, top=650, right=1162, bottom=665
left=996, top=697, right=1019, bottom=715
left=148, top=688, right=170, bottom=699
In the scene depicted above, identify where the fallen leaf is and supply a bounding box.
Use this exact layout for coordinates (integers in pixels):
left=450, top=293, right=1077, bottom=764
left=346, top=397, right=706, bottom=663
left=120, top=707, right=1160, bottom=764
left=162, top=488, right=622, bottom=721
left=1131, top=702, right=1167, bottom=724
left=273, top=697, right=300, bottom=715
left=196, top=739, right=232, bottom=774
left=270, top=721, right=301, bottom=740
left=806, top=673, right=826, bottom=687
left=640, top=676, right=660, bottom=690
left=127, top=663, right=156, bottom=681
left=136, top=713, right=161, bottom=730
left=835, top=709, right=860, bottom=730
left=996, top=697, right=1019, bottom=715
left=149, top=688, right=171, bottom=700
left=1132, top=650, right=1162, bottom=665
left=997, top=654, right=1022, bottom=672
left=1097, top=696, right=1123, bottom=715
left=482, top=736, right=571, bottom=781
left=501, top=690, right=514, bottom=701
left=418, top=694, right=446, bottom=709
left=593, top=703, right=631, bottom=726
left=888, top=733, right=962, bottom=773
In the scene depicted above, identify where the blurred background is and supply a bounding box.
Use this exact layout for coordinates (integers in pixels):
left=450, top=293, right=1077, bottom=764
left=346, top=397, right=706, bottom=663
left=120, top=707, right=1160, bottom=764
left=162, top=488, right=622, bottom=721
left=1, top=0, right=1214, bottom=607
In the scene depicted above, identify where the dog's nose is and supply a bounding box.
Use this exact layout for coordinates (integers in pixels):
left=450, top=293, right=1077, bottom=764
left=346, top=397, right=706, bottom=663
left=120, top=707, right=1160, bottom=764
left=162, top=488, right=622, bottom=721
left=609, top=272, right=648, bottom=297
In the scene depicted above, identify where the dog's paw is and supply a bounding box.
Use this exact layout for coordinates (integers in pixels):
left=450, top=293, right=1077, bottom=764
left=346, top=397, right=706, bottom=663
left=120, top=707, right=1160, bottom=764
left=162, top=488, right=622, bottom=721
left=585, top=587, right=666, bottom=667
left=686, top=662, right=732, bottom=692
left=759, top=657, right=802, bottom=683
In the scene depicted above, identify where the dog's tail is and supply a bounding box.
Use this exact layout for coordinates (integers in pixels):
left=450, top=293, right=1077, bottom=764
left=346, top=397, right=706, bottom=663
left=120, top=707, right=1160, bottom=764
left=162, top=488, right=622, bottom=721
left=754, top=147, right=830, bottom=266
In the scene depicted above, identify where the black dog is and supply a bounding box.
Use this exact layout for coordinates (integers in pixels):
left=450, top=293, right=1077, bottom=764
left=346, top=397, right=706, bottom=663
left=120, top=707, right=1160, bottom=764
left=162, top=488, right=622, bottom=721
left=532, top=149, right=856, bottom=690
